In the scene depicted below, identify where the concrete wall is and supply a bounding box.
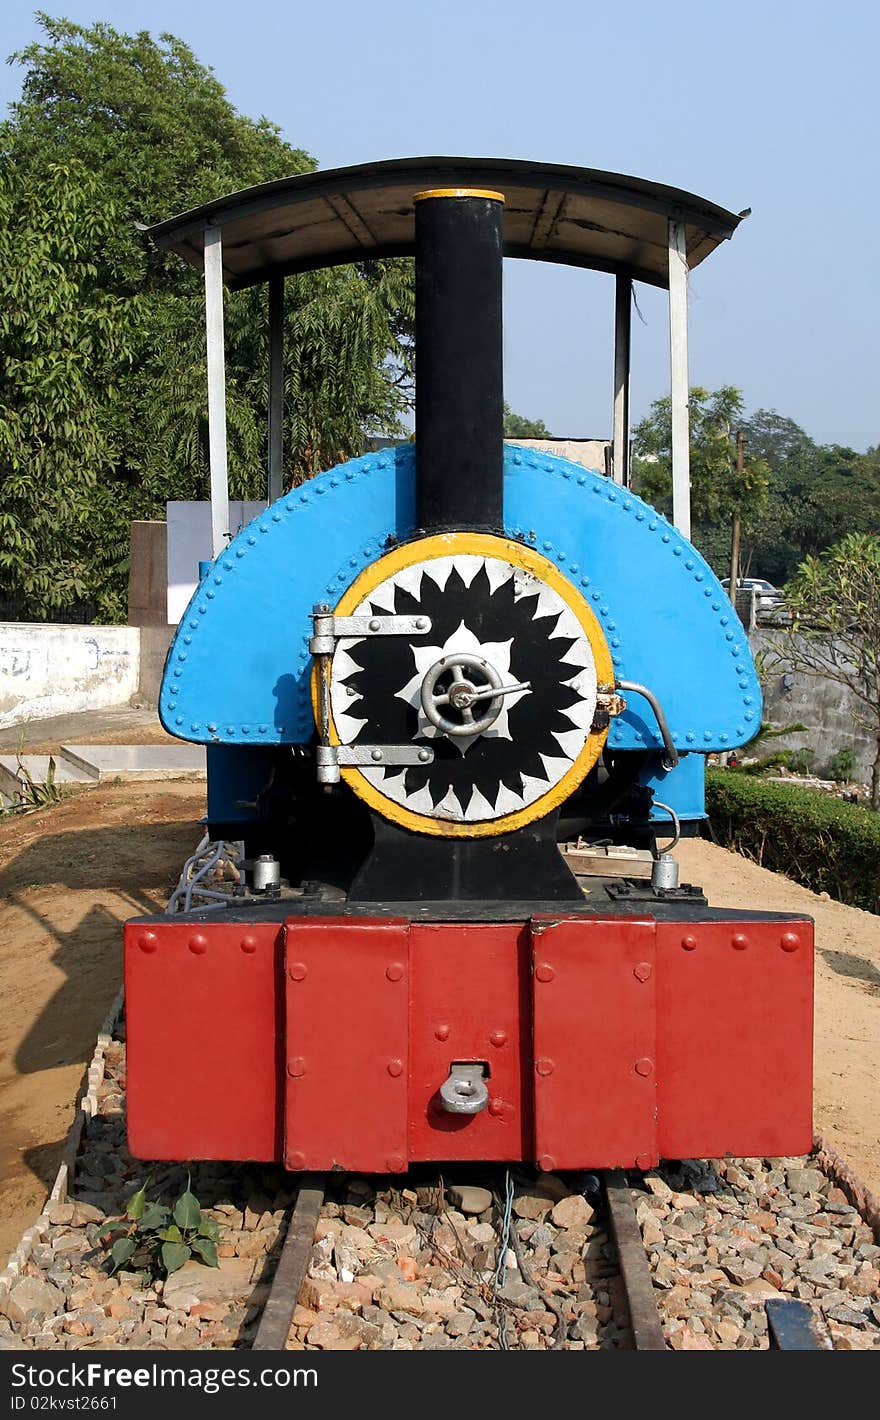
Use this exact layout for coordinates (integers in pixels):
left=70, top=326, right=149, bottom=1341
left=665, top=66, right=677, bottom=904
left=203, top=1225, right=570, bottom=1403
left=0, top=624, right=141, bottom=729
left=750, top=628, right=876, bottom=782
left=135, top=625, right=173, bottom=708
left=128, top=521, right=168, bottom=627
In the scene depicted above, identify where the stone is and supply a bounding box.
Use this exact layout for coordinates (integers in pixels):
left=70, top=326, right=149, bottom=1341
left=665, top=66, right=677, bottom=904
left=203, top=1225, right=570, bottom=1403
left=550, top=1195, right=594, bottom=1230
left=512, top=1193, right=553, bottom=1221
left=825, top=1306, right=868, bottom=1328
left=72, top=1202, right=106, bottom=1224
left=305, top=1320, right=359, bottom=1350
left=721, top=1259, right=763, bottom=1285
left=714, top=1318, right=743, bottom=1347
left=642, top=1218, right=664, bottom=1249
left=570, top=1314, right=599, bottom=1344
left=1, top=1276, right=65, bottom=1325
left=669, top=1192, right=702, bottom=1211
left=642, top=1173, right=673, bottom=1201
left=497, top=1278, right=539, bottom=1306
left=786, top=1168, right=826, bottom=1195
left=376, top=1282, right=425, bottom=1316
left=670, top=1325, right=713, bottom=1350
left=734, top=1278, right=782, bottom=1302
left=53, top=1233, right=86, bottom=1254
left=300, top=1279, right=340, bottom=1313
left=46, top=1204, right=75, bottom=1226
left=843, top=1270, right=879, bottom=1297
left=366, top=1221, right=417, bottom=1250
left=162, top=1257, right=255, bottom=1309
left=447, top=1185, right=492, bottom=1216
left=446, top=1311, right=475, bottom=1337
left=467, top=1222, right=496, bottom=1245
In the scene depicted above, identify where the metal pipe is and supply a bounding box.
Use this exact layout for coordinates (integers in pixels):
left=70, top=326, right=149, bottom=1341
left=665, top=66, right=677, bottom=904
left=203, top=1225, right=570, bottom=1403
left=204, top=225, right=230, bottom=557
left=612, top=275, right=632, bottom=487
left=616, top=679, right=680, bottom=770
left=414, top=189, right=505, bottom=533
left=267, top=273, right=284, bottom=504
left=668, top=218, right=691, bottom=539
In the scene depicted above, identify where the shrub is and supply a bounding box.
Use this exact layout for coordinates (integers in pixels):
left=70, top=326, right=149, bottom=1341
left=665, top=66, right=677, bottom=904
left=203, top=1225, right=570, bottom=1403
left=826, top=747, right=857, bottom=782
left=786, top=748, right=816, bottom=775
left=707, top=768, right=880, bottom=914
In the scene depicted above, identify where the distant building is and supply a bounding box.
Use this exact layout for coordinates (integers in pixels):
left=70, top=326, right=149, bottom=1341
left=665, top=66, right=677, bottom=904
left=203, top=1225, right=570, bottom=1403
left=367, top=435, right=611, bottom=476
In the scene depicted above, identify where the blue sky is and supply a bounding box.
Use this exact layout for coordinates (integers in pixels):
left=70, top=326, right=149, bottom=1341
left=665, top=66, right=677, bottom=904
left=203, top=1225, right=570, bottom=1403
left=3, top=1, right=878, bottom=449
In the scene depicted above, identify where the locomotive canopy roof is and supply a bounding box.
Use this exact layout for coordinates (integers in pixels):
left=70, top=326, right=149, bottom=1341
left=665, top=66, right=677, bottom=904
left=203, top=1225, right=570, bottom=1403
left=147, top=156, right=747, bottom=290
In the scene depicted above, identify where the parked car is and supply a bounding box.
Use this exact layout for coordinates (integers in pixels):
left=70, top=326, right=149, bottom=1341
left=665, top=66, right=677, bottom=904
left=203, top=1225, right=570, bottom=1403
left=720, top=577, right=792, bottom=625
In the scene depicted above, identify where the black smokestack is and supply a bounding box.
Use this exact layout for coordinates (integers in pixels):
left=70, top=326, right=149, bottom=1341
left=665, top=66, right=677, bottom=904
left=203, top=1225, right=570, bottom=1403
left=414, top=189, right=505, bottom=533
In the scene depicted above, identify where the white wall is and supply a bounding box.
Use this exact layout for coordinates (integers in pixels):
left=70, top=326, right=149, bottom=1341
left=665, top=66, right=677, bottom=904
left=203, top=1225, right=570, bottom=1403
left=166, top=500, right=265, bottom=625
left=0, top=624, right=140, bottom=729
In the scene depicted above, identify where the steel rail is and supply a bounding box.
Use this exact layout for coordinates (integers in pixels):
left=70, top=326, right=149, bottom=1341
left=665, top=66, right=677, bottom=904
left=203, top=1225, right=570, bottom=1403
left=252, top=1174, right=325, bottom=1351
left=603, top=1169, right=667, bottom=1350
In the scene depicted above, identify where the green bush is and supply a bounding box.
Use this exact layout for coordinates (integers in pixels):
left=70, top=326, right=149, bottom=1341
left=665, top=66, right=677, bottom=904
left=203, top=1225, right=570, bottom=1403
left=786, top=748, right=816, bottom=775
left=826, top=747, right=857, bottom=782
left=707, top=769, right=880, bottom=914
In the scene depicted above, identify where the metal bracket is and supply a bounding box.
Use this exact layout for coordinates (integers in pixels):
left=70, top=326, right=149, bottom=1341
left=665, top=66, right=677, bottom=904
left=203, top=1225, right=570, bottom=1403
left=316, top=744, right=434, bottom=789
left=316, top=742, right=434, bottom=786
left=310, top=608, right=432, bottom=656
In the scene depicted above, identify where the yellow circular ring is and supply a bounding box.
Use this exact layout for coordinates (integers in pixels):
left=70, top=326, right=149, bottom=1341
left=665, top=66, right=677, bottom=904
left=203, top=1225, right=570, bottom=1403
left=413, top=188, right=505, bottom=204
left=313, top=532, right=613, bottom=838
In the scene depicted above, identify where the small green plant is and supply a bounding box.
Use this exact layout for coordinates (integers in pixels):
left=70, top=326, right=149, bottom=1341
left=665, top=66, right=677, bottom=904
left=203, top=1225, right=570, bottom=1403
left=2, top=752, right=65, bottom=817
left=786, top=748, right=816, bottom=775
left=100, top=1178, right=221, bottom=1276
left=826, top=747, right=857, bottom=782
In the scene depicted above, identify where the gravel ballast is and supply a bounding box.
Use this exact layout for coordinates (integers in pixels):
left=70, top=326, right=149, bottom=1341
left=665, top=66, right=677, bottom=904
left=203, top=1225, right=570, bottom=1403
left=1, top=1025, right=878, bottom=1351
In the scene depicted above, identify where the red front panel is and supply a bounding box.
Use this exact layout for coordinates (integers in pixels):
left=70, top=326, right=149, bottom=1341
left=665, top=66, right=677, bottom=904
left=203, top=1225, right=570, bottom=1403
left=283, top=917, right=410, bottom=1173
left=655, top=918, right=814, bottom=1159
left=407, top=923, right=531, bottom=1162
left=531, top=917, right=658, bottom=1171
left=124, top=911, right=814, bottom=1171
left=124, top=919, right=283, bottom=1160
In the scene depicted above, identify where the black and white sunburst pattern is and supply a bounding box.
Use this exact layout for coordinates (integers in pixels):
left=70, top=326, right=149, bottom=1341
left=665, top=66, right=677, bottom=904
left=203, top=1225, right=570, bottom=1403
left=329, top=553, right=598, bottom=824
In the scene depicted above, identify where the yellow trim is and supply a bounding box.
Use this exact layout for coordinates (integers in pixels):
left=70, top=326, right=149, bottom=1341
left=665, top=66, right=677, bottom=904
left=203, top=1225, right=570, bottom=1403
left=413, top=187, right=505, bottom=204
left=312, top=532, right=613, bottom=839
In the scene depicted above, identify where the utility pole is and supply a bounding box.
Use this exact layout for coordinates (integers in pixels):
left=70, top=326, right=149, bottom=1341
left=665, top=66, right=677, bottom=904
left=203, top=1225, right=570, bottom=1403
left=728, top=430, right=745, bottom=606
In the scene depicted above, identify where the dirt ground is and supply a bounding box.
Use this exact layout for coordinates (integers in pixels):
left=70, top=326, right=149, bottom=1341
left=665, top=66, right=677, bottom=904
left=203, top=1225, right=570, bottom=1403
left=0, top=780, right=878, bottom=1264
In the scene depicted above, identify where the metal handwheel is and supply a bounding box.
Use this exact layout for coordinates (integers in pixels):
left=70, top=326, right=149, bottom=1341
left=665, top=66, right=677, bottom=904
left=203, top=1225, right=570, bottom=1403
left=420, top=652, right=531, bottom=737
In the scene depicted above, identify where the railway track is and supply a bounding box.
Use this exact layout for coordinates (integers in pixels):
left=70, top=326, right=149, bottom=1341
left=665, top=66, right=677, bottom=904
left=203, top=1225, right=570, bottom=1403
left=252, top=1167, right=831, bottom=1352
left=2, top=1018, right=877, bottom=1351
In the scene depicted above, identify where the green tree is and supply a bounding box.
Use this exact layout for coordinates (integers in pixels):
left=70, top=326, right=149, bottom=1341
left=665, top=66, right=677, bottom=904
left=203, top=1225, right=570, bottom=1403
left=0, top=160, right=135, bottom=613
left=503, top=402, right=551, bottom=438
left=1, top=15, right=414, bottom=619
left=739, top=410, right=880, bottom=584
left=780, top=533, right=880, bottom=808
left=631, top=386, right=769, bottom=577
left=633, top=386, right=769, bottom=523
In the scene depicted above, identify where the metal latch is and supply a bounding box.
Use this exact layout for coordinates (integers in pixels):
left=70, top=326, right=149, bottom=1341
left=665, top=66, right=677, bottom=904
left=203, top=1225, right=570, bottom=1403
left=592, top=684, right=627, bottom=732
left=439, top=1062, right=490, bottom=1116
left=310, top=603, right=435, bottom=786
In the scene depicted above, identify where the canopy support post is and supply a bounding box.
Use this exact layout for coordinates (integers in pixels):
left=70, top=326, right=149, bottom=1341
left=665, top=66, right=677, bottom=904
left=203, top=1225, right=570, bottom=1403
left=268, top=274, right=284, bottom=504
left=668, top=219, right=691, bottom=539
left=204, top=225, right=230, bottom=557
left=612, top=275, right=632, bottom=487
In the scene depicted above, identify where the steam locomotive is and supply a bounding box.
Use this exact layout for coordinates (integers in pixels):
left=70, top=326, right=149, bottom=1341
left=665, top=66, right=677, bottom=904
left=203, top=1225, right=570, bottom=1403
left=125, top=159, right=813, bottom=1174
